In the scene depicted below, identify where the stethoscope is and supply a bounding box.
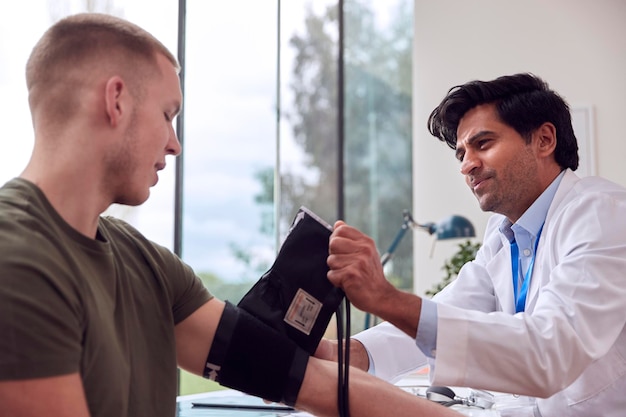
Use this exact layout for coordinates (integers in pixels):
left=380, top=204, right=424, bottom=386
left=426, top=386, right=496, bottom=409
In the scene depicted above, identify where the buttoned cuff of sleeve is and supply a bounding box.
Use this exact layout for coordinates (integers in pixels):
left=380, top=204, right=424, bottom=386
left=416, top=297, right=438, bottom=359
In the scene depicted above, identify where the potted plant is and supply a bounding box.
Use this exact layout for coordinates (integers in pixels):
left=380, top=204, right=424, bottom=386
left=426, top=240, right=481, bottom=297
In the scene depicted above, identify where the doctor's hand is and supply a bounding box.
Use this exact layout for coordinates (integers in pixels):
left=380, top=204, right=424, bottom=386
left=327, top=221, right=393, bottom=315
left=327, top=221, right=423, bottom=339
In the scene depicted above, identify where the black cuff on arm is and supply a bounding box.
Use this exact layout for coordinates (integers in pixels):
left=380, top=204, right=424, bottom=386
left=204, top=301, right=309, bottom=406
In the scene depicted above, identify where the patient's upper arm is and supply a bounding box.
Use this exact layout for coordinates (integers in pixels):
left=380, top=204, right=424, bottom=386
left=0, top=373, right=90, bottom=417
left=174, top=298, right=225, bottom=375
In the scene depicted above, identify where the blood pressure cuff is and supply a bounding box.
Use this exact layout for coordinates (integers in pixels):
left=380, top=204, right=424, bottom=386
left=237, top=207, right=345, bottom=355
left=204, top=301, right=309, bottom=406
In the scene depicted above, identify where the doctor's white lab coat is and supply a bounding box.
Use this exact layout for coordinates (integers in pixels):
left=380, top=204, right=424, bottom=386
left=354, top=170, right=626, bottom=417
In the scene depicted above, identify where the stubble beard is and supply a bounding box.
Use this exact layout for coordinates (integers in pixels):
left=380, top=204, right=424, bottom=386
left=104, top=112, right=147, bottom=207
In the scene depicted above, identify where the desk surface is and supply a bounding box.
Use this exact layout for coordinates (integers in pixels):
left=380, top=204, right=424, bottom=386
left=176, top=376, right=503, bottom=417
left=176, top=390, right=311, bottom=417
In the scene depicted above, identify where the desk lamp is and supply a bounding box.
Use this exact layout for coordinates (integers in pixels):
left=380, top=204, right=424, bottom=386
left=380, top=210, right=475, bottom=265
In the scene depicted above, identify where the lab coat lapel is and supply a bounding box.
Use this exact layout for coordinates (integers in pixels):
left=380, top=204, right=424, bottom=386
left=486, top=237, right=516, bottom=314
left=525, top=170, right=578, bottom=313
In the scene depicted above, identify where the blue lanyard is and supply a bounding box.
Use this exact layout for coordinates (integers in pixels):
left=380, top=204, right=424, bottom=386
left=510, top=224, right=544, bottom=313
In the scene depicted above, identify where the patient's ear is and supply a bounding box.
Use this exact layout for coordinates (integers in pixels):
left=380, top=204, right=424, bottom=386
left=104, top=76, right=127, bottom=128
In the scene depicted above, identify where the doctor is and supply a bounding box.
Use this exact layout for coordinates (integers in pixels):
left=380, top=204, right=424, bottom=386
left=323, top=73, right=626, bottom=416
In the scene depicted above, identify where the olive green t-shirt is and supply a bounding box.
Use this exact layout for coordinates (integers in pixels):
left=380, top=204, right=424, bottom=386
left=0, top=178, right=213, bottom=417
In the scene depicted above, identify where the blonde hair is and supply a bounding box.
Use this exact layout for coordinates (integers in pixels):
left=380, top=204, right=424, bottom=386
left=26, top=13, right=179, bottom=123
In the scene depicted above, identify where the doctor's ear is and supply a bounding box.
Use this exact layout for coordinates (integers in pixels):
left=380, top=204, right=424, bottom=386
left=104, top=76, right=128, bottom=128
left=534, top=122, right=557, bottom=157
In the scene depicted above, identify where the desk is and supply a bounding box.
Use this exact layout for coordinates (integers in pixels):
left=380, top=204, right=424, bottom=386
left=176, top=370, right=540, bottom=416
left=176, top=378, right=502, bottom=417
left=176, top=390, right=311, bottom=417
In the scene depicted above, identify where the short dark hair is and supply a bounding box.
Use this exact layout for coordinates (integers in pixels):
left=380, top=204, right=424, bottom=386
left=26, top=13, right=179, bottom=123
left=27, top=13, right=179, bottom=90
left=427, top=73, right=579, bottom=171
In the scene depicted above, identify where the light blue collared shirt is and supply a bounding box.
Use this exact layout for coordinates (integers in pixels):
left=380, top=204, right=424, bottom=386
left=415, top=170, right=566, bottom=359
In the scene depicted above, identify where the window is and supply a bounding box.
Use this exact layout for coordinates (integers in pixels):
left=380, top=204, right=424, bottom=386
left=179, top=0, right=412, bottom=393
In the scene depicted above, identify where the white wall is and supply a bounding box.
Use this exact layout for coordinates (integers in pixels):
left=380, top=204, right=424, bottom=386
left=412, top=0, right=626, bottom=295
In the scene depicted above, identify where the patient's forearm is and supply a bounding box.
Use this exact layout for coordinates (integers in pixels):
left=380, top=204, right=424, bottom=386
left=296, top=357, right=461, bottom=417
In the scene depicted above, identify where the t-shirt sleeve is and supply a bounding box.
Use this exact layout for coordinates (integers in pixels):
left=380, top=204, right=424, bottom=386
left=167, top=254, right=213, bottom=325
left=115, top=219, right=213, bottom=325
